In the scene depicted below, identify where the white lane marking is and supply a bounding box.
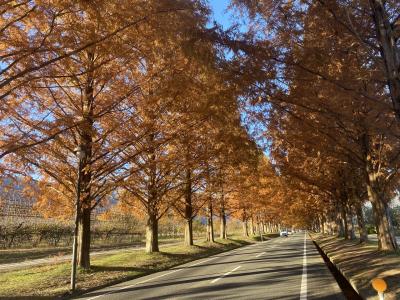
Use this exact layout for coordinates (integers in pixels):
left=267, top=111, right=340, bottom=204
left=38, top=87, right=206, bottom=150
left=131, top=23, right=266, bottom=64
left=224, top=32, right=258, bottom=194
left=256, top=252, right=266, bottom=258
left=87, top=269, right=182, bottom=300
left=211, top=265, right=241, bottom=284
left=87, top=251, right=231, bottom=299
left=86, top=239, right=280, bottom=299
left=300, top=232, right=307, bottom=300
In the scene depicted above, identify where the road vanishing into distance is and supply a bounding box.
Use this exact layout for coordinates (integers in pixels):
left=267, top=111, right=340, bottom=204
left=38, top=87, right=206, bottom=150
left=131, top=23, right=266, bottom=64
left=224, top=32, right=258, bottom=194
left=77, top=233, right=345, bottom=300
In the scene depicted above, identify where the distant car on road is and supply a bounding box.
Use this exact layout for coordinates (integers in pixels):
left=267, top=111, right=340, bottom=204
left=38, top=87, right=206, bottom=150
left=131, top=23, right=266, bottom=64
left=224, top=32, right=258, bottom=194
left=288, top=230, right=293, bottom=235
left=280, top=230, right=288, bottom=237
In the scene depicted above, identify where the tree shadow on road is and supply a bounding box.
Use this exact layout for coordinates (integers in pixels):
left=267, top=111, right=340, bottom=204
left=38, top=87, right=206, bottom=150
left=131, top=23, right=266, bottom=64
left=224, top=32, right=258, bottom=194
left=0, top=297, right=54, bottom=300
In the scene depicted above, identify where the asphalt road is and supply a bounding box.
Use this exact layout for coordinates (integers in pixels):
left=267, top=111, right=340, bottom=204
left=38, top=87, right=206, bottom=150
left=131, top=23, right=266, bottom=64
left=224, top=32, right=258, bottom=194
left=77, top=233, right=345, bottom=300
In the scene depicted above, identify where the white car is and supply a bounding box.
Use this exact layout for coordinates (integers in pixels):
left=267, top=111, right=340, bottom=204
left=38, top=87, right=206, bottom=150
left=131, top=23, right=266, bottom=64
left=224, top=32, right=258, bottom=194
left=280, top=230, right=288, bottom=237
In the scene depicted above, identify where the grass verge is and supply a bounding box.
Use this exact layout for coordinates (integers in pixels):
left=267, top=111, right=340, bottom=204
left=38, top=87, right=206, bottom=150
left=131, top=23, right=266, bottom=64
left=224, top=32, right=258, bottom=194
left=251, top=233, right=280, bottom=242
left=0, top=237, right=255, bottom=299
left=0, top=238, right=184, bottom=265
left=311, top=233, right=400, bottom=300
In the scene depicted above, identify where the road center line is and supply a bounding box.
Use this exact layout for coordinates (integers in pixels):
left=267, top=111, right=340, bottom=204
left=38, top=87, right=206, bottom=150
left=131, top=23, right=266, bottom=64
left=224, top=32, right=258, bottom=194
left=211, top=266, right=241, bottom=283
left=300, top=232, right=307, bottom=300
left=256, top=252, right=266, bottom=258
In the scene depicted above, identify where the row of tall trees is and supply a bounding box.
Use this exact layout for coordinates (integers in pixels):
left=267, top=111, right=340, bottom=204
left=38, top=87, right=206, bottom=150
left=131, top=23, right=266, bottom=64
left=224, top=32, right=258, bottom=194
left=5, top=0, right=399, bottom=280
left=234, top=0, right=400, bottom=250
left=1, top=0, right=278, bottom=273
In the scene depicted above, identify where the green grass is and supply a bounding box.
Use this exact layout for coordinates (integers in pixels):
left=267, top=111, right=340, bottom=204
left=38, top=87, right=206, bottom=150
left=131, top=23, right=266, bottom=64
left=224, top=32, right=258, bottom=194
left=251, top=233, right=280, bottom=241
left=0, top=237, right=254, bottom=299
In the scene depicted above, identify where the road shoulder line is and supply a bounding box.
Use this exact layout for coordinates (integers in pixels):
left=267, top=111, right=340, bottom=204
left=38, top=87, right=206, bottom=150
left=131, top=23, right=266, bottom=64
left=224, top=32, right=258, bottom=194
left=300, top=232, right=307, bottom=300
left=210, top=265, right=242, bottom=283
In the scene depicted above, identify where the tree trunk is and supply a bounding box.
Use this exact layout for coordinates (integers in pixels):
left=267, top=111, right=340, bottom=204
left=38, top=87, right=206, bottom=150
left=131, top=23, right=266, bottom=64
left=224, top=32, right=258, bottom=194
left=369, top=0, right=400, bottom=121
left=341, top=204, right=347, bottom=238
left=206, top=199, right=214, bottom=242
left=242, top=209, right=249, bottom=237
left=366, top=161, right=398, bottom=251
left=146, top=212, right=159, bottom=253
left=362, top=132, right=398, bottom=250
left=320, top=215, right=327, bottom=234
left=242, top=220, right=249, bottom=237
left=220, top=204, right=227, bottom=239
left=250, top=217, right=255, bottom=235
left=369, top=191, right=398, bottom=251
left=77, top=206, right=91, bottom=269
left=355, top=202, right=368, bottom=243
left=345, top=204, right=356, bottom=240
left=336, top=203, right=345, bottom=238
left=184, top=168, right=193, bottom=246
left=258, top=222, right=263, bottom=241
left=184, top=219, right=193, bottom=246
left=76, top=53, right=94, bottom=270
left=314, top=219, right=320, bottom=232
left=329, top=212, right=336, bottom=235
left=261, top=221, right=265, bottom=233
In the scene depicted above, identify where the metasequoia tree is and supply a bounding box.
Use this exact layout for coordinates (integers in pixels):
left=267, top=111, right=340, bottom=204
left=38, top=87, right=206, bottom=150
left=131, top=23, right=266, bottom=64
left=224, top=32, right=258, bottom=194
left=166, top=53, right=266, bottom=244
left=172, top=83, right=216, bottom=246
left=11, top=0, right=208, bottom=267
left=16, top=5, right=144, bottom=268
left=119, top=0, right=213, bottom=252
left=120, top=95, right=185, bottom=253
left=233, top=0, right=399, bottom=119
left=0, top=1, right=188, bottom=159
left=167, top=38, right=233, bottom=246
left=291, top=3, right=399, bottom=249
left=267, top=56, right=400, bottom=249
left=228, top=155, right=279, bottom=237
left=203, top=104, right=260, bottom=240
left=231, top=0, right=400, bottom=251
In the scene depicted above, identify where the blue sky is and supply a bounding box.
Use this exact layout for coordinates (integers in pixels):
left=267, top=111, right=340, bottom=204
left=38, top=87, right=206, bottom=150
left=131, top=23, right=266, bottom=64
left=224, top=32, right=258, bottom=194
left=209, top=0, right=232, bottom=28
left=209, top=1, right=270, bottom=154
left=208, top=1, right=251, bottom=39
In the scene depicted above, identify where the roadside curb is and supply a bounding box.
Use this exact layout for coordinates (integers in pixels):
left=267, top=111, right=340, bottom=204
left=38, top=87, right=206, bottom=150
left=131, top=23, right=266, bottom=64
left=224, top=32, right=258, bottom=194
left=311, top=237, right=362, bottom=298
left=311, top=235, right=396, bottom=300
